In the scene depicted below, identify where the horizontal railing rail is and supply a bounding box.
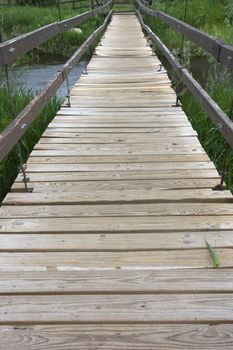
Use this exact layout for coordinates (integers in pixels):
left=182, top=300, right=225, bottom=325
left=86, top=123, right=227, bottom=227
left=135, top=8, right=233, bottom=150
left=44, top=0, right=98, bottom=8
left=0, top=7, right=113, bottom=160
left=0, top=0, right=93, bottom=7
left=45, top=0, right=90, bottom=5
left=135, top=0, right=233, bottom=70
left=0, top=0, right=112, bottom=68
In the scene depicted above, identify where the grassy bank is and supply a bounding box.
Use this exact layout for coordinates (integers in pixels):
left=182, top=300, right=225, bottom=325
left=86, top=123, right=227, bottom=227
left=0, top=2, right=90, bottom=37
left=0, top=85, right=61, bottom=202
left=180, top=71, right=233, bottom=190
left=143, top=0, right=233, bottom=191
left=154, top=0, right=233, bottom=46
left=114, top=0, right=133, bottom=12
left=0, top=3, right=106, bottom=64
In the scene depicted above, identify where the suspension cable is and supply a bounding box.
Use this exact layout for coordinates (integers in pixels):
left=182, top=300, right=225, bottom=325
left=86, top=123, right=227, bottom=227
left=56, top=0, right=71, bottom=107
left=0, top=31, right=32, bottom=192
left=213, top=98, right=233, bottom=190
left=174, top=0, right=188, bottom=107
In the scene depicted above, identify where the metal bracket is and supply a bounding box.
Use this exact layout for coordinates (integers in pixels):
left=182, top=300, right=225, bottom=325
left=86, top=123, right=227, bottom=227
left=20, top=164, right=33, bottom=193
left=172, top=95, right=181, bottom=107
left=157, top=63, right=163, bottom=72
left=65, top=77, right=71, bottom=107
left=213, top=183, right=227, bottom=191
left=83, top=65, right=88, bottom=75
left=212, top=171, right=227, bottom=191
left=66, top=94, right=71, bottom=107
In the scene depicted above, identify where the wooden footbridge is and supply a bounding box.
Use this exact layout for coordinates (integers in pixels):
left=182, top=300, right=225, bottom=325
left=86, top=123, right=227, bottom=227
left=1, top=1, right=233, bottom=348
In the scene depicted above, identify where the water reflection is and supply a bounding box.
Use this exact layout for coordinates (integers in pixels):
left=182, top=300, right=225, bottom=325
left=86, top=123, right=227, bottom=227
left=0, top=61, right=86, bottom=100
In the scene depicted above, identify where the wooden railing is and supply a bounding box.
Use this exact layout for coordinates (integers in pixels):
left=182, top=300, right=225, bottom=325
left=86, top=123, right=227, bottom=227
left=136, top=0, right=233, bottom=70
left=135, top=0, right=233, bottom=150
left=0, top=1, right=113, bottom=160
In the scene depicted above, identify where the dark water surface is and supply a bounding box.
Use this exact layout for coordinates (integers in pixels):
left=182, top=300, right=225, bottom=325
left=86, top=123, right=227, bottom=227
left=1, top=60, right=86, bottom=100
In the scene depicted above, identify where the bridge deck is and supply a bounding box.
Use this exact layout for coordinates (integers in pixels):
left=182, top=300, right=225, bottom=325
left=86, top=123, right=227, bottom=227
left=1, top=13, right=233, bottom=349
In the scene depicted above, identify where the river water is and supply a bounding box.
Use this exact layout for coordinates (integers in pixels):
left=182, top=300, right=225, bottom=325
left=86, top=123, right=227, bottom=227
left=1, top=60, right=86, bottom=100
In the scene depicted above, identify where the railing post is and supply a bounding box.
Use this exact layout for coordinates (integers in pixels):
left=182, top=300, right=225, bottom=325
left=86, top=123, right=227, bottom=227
left=174, top=0, right=189, bottom=107
left=56, top=0, right=62, bottom=21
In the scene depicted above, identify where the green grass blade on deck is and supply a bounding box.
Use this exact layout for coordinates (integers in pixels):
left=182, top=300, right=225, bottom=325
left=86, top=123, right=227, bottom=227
left=205, top=239, right=221, bottom=268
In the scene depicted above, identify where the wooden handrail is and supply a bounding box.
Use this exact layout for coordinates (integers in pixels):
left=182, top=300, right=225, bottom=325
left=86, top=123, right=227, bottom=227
left=0, top=8, right=113, bottom=160
left=135, top=0, right=233, bottom=70
left=0, top=0, right=112, bottom=68
left=135, top=8, right=233, bottom=150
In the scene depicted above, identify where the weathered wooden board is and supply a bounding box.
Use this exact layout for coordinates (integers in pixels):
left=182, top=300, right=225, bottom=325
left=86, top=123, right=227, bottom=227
left=1, top=216, right=233, bottom=233
left=11, top=178, right=218, bottom=192
left=1, top=324, right=233, bottom=350
left=0, top=231, right=232, bottom=251
left=2, top=203, right=233, bottom=218
left=0, top=269, right=233, bottom=293
left=27, top=154, right=209, bottom=163
left=21, top=161, right=215, bottom=172
left=1, top=249, right=233, bottom=270
left=1, top=294, right=233, bottom=322
left=15, top=169, right=220, bottom=182
left=4, top=188, right=232, bottom=204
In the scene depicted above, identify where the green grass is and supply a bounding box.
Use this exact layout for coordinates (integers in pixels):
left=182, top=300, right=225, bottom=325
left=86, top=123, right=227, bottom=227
left=154, top=0, right=233, bottom=46
left=205, top=239, right=221, bottom=268
left=0, top=3, right=106, bottom=65
left=142, top=1, right=233, bottom=192
left=180, top=70, right=233, bottom=191
left=0, top=85, right=61, bottom=202
left=114, top=0, right=133, bottom=12
left=0, top=3, right=89, bottom=37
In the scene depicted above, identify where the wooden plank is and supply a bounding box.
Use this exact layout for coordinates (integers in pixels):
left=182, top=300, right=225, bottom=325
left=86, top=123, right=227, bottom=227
left=74, top=81, right=172, bottom=88
left=38, top=135, right=199, bottom=143
left=11, top=178, right=218, bottom=192
left=0, top=269, right=233, bottom=293
left=32, top=145, right=206, bottom=155
left=4, top=188, right=232, bottom=205
left=56, top=107, right=184, bottom=114
left=27, top=154, right=209, bottom=164
left=73, top=85, right=174, bottom=91
left=1, top=293, right=233, bottom=322
left=0, top=231, right=232, bottom=251
left=70, top=89, right=176, bottom=95
left=2, top=203, right=233, bottom=218
left=22, top=162, right=215, bottom=172
left=42, top=127, right=197, bottom=136
left=15, top=169, right=220, bottom=182
left=38, top=123, right=200, bottom=131
left=67, top=101, right=177, bottom=108
left=48, top=122, right=191, bottom=127
left=1, top=216, right=233, bottom=233
left=37, top=136, right=198, bottom=144
left=1, top=324, right=233, bottom=349
left=1, top=249, right=233, bottom=270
